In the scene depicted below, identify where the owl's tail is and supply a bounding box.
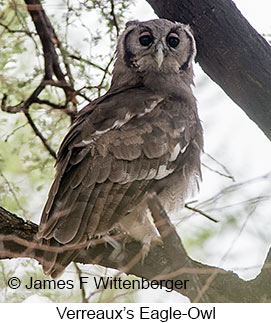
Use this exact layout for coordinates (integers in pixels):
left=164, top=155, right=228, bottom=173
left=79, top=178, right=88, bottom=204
left=38, top=238, right=80, bottom=279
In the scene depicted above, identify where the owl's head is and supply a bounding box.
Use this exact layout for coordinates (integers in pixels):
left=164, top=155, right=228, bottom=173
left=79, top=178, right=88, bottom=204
left=116, top=19, right=196, bottom=75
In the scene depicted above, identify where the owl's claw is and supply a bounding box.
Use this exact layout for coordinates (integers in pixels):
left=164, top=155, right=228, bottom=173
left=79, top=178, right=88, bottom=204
left=104, top=235, right=128, bottom=263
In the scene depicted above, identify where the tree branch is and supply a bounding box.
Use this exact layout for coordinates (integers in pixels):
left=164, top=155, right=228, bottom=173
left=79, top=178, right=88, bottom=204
left=1, top=0, right=78, bottom=120
left=1, top=81, right=45, bottom=113
left=146, top=0, right=271, bottom=141
left=0, top=206, right=270, bottom=302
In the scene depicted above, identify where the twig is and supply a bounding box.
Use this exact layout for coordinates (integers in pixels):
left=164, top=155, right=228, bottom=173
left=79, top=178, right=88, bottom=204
left=204, top=152, right=235, bottom=182
left=110, top=0, right=120, bottom=37
left=0, top=21, right=37, bottom=36
left=97, top=55, right=115, bottom=97
left=202, top=162, right=235, bottom=181
left=0, top=170, right=26, bottom=215
left=74, top=263, right=88, bottom=303
left=3, top=122, right=28, bottom=142
left=69, top=54, right=107, bottom=72
left=23, top=110, right=57, bottom=159
left=185, top=201, right=218, bottom=223
left=196, top=172, right=271, bottom=210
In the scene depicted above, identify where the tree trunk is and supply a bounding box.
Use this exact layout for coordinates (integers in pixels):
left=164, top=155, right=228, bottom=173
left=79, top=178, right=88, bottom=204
left=146, top=0, right=271, bottom=141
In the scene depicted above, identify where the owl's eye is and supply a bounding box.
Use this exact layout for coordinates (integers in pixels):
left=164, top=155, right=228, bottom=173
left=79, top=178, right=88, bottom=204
left=167, top=35, right=180, bottom=48
left=139, top=34, right=153, bottom=47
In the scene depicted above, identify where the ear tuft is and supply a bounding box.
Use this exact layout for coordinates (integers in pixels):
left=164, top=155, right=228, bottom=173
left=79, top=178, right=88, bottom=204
left=125, top=20, right=140, bottom=28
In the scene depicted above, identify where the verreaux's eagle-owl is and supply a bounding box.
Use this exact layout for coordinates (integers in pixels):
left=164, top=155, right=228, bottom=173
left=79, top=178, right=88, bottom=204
left=37, top=19, right=203, bottom=278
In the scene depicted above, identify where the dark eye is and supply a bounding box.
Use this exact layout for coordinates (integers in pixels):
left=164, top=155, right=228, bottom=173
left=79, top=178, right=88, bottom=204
left=139, top=34, right=153, bottom=47
left=167, top=35, right=180, bottom=48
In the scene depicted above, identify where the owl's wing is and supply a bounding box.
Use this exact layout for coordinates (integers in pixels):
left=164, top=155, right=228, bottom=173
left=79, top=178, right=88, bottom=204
left=38, top=86, right=196, bottom=246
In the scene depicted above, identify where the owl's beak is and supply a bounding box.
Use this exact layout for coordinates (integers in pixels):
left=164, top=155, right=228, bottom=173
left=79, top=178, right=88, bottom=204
left=155, top=42, right=164, bottom=68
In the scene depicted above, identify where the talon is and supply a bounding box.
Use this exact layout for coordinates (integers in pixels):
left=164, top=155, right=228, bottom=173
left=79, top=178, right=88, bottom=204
left=103, top=235, right=128, bottom=263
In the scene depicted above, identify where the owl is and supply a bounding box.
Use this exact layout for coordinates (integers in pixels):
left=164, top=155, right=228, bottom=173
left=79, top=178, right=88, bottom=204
left=37, top=19, right=203, bottom=278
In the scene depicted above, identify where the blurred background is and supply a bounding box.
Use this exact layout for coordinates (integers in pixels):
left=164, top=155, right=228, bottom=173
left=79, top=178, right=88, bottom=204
left=0, top=0, right=270, bottom=302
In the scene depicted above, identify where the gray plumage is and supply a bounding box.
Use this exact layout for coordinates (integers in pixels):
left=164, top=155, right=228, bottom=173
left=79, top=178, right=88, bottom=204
left=37, top=18, right=203, bottom=278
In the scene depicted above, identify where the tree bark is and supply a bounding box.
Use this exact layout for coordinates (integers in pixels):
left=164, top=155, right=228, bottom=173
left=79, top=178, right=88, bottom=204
left=1, top=206, right=271, bottom=302
left=146, top=0, right=271, bottom=141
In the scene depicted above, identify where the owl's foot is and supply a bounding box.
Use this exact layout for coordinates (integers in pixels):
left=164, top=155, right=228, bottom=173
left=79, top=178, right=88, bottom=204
left=104, top=234, right=128, bottom=263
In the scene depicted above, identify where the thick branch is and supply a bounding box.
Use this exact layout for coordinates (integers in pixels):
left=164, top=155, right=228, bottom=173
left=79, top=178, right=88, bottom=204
left=25, top=0, right=64, bottom=81
left=146, top=0, right=271, bottom=141
left=0, top=206, right=271, bottom=302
